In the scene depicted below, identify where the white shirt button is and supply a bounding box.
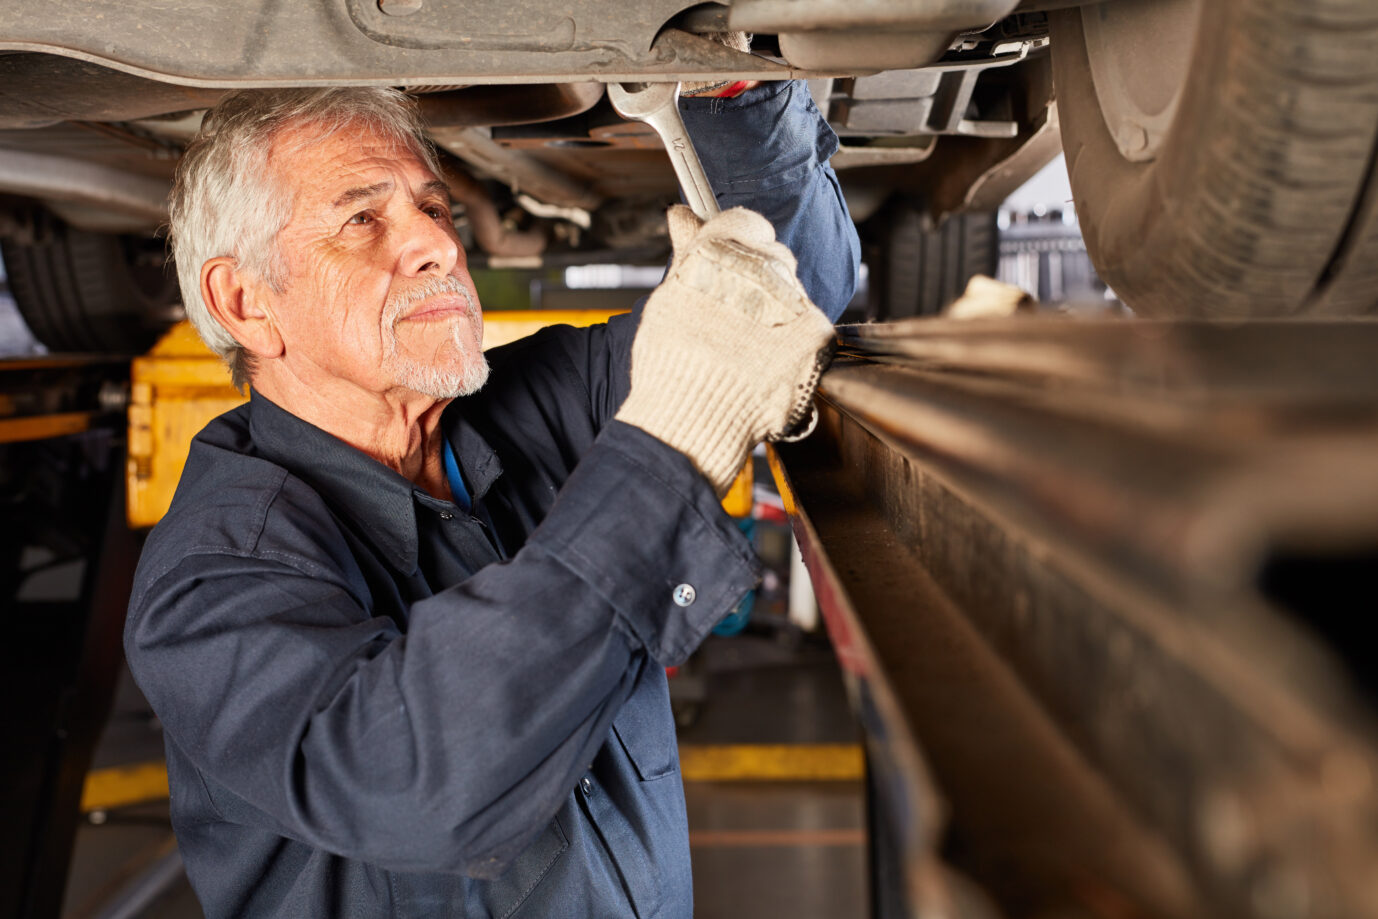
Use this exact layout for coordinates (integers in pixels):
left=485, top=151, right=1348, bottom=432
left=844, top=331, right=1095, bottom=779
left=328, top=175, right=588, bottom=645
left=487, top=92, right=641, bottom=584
left=580, top=777, right=594, bottom=796
left=672, top=583, right=696, bottom=607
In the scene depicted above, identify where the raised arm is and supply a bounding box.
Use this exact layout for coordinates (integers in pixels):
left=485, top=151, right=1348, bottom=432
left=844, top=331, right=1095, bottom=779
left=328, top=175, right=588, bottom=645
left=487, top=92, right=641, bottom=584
left=681, top=79, right=860, bottom=320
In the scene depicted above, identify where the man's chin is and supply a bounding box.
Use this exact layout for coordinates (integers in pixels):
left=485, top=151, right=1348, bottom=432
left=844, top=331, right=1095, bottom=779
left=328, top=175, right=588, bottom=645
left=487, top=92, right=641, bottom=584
left=390, top=354, right=491, bottom=400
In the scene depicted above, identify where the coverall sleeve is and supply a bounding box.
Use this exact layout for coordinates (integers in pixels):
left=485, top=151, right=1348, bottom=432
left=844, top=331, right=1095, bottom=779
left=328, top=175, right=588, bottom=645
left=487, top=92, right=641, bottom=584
left=126, top=422, right=757, bottom=878
left=682, top=79, right=860, bottom=321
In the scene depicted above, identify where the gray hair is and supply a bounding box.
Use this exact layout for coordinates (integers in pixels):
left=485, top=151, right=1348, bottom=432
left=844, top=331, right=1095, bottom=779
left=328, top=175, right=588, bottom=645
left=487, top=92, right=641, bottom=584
left=168, top=87, right=442, bottom=388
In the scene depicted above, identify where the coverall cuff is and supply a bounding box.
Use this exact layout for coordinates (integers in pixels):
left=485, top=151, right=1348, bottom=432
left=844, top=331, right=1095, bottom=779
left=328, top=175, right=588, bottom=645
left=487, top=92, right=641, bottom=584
left=531, top=420, right=761, bottom=666
left=678, top=77, right=791, bottom=114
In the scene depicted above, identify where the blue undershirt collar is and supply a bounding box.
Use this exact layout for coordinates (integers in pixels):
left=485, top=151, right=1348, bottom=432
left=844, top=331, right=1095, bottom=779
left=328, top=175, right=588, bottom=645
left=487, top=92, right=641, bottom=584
left=442, top=438, right=472, bottom=512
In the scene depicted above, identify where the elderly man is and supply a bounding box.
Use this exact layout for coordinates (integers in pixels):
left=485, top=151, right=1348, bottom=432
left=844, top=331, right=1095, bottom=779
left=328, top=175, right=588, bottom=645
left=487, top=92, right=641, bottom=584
left=126, top=78, right=858, bottom=918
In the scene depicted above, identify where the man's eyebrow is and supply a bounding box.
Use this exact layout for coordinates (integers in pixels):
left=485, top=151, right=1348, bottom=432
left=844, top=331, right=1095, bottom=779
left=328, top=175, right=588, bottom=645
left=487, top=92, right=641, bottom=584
left=332, top=181, right=393, bottom=209
left=331, top=179, right=450, bottom=210
left=419, top=179, right=451, bottom=201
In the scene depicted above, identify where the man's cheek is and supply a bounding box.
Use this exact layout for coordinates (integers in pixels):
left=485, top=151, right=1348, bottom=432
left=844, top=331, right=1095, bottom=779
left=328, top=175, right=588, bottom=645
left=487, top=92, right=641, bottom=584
left=323, top=274, right=387, bottom=356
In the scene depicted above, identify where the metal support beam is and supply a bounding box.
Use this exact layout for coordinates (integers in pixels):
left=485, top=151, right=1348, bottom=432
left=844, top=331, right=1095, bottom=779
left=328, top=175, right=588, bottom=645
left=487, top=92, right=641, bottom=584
left=774, top=317, right=1378, bottom=919
left=0, top=150, right=169, bottom=224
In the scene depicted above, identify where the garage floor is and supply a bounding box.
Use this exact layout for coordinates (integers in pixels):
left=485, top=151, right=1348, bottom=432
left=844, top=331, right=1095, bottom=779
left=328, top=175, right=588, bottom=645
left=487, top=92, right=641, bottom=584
left=61, top=627, right=867, bottom=919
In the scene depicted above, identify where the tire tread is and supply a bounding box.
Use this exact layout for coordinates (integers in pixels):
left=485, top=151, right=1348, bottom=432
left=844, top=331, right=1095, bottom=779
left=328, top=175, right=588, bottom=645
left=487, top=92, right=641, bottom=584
left=1053, top=0, right=1378, bottom=317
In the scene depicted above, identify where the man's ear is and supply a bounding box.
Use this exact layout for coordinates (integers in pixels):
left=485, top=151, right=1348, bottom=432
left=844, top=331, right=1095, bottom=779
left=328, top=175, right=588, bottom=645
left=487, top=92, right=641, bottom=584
left=201, top=257, right=284, bottom=360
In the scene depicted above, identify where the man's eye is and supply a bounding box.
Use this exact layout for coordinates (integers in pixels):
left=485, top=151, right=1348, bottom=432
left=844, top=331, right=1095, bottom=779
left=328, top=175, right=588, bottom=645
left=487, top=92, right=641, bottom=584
left=423, top=205, right=449, bottom=220
left=347, top=212, right=373, bottom=226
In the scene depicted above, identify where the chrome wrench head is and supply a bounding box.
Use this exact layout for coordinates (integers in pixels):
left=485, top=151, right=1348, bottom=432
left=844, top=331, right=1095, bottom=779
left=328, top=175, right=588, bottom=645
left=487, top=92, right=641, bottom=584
left=605, top=81, right=678, bottom=121
left=607, top=81, right=721, bottom=220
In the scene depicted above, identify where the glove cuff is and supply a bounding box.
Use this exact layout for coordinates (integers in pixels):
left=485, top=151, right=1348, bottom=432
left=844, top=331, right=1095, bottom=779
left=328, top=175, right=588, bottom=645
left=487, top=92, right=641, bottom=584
left=615, top=364, right=755, bottom=495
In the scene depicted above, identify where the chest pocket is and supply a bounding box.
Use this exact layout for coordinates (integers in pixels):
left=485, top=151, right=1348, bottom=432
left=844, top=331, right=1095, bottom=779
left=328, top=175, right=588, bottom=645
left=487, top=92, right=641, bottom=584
left=611, top=665, right=678, bottom=781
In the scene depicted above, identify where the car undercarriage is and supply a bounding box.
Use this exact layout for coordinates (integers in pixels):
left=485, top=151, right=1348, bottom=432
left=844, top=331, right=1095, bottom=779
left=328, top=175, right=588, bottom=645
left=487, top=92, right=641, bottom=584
left=7, top=0, right=1372, bottom=356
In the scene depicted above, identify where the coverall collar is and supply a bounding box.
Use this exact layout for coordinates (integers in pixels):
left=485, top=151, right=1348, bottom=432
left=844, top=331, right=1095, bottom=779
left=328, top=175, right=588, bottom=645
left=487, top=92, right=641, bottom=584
left=245, top=389, right=503, bottom=573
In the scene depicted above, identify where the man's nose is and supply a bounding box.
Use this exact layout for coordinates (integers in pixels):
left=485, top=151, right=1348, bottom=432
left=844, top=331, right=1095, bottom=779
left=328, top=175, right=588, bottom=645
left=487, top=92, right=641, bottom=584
left=396, top=206, right=460, bottom=277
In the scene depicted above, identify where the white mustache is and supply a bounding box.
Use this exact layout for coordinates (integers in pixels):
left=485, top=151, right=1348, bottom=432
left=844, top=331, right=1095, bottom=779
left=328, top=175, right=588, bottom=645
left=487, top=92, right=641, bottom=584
left=383, top=276, right=477, bottom=326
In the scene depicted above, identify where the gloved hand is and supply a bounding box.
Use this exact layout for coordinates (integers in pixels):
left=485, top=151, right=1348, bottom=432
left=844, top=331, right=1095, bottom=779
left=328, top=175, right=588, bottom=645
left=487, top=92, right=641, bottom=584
left=615, top=205, right=836, bottom=495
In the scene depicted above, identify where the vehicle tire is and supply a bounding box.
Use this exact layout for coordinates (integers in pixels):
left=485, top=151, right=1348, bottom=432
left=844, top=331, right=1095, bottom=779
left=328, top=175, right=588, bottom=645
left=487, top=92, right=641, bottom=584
left=0, top=210, right=180, bottom=354
left=868, top=201, right=998, bottom=320
left=1049, top=0, right=1378, bottom=318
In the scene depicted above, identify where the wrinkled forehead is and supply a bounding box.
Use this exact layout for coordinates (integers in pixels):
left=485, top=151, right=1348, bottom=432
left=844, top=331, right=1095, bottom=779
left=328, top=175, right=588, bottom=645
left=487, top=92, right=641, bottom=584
left=265, top=118, right=436, bottom=215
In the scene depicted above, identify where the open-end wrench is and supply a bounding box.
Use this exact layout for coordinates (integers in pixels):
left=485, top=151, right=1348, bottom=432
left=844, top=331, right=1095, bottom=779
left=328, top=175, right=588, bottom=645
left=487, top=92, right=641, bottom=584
left=607, top=82, right=721, bottom=220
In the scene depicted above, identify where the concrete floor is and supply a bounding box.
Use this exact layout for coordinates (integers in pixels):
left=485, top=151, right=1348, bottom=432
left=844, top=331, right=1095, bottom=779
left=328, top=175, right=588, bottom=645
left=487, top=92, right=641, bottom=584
left=61, top=628, right=866, bottom=918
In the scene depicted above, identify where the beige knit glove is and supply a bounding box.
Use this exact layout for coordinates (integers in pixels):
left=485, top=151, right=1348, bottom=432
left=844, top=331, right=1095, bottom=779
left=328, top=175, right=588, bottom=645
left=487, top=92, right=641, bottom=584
left=615, top=205, right=835, bottom=495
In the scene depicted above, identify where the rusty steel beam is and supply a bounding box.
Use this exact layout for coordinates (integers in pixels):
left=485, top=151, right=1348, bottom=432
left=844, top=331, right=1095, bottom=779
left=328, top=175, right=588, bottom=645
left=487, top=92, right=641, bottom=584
left=774, top=317, right=1378, bottom=919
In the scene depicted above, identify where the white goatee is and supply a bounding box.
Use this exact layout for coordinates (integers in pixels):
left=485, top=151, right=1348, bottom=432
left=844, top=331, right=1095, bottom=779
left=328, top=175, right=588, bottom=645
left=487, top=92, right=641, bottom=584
left=381, top=276, right=490, bottom=398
